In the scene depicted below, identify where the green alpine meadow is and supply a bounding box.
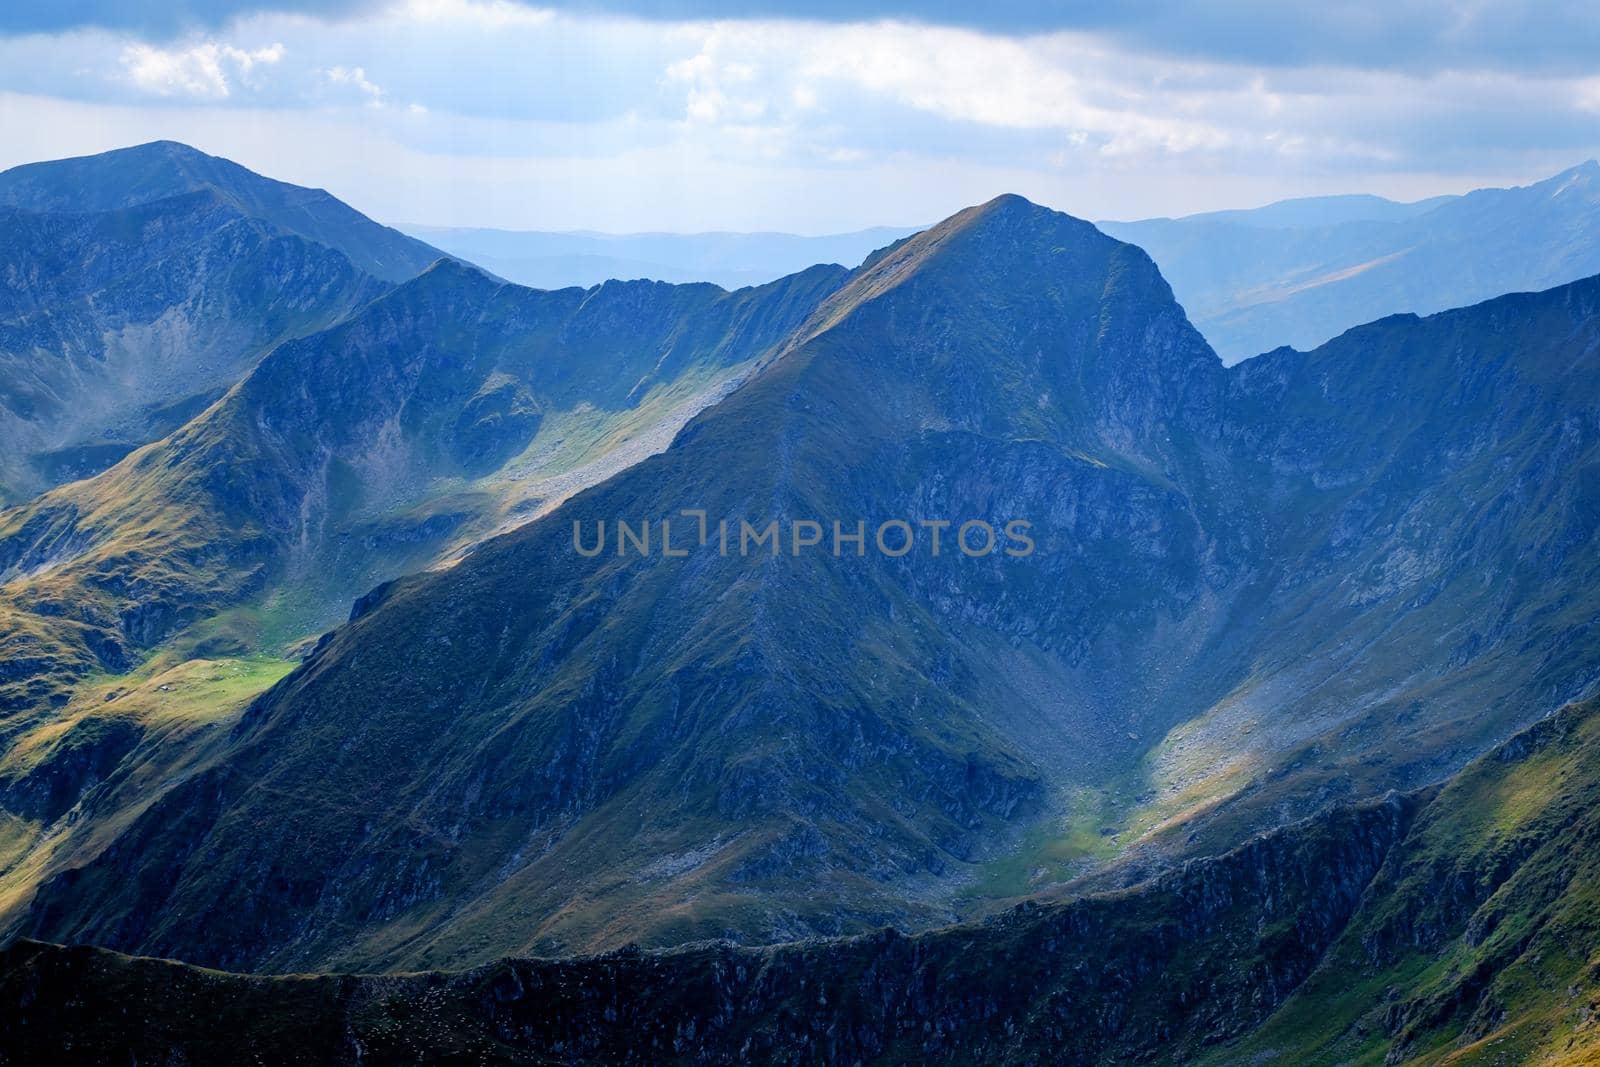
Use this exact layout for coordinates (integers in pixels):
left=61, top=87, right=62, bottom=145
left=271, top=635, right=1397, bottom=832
left=1, top=4, right=1598, bottom=1063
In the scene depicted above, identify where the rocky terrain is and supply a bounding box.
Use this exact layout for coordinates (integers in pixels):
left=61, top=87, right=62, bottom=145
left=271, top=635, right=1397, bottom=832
left=5, top=696, right=1597, bottom=1065
left=0, top=141, right=444, bottom=504
left=1, top=188, right=1594, bottom=973
left=0, top=146, right=1596, bottom=1065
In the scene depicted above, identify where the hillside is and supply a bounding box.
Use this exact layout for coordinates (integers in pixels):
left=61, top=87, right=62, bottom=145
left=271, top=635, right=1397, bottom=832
left=0, top=142, right=447, bottom=502
left=4, top=195, right=1233, bottom=966
left=5, top=696, right=1597, bottom=1065
left=7, top=191, right=1597, bottom=975
left=0, top=236, right=853, bottom=977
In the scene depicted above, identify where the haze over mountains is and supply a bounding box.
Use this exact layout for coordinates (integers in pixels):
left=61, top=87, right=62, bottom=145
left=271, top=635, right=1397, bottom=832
left=1, top=143, right=1598, bottom=1064
left=407, top=224, right=920, bottom=291
left=1102, top=160, right=1600, bottom=362
left=413, top=162, right=1600, bottom=372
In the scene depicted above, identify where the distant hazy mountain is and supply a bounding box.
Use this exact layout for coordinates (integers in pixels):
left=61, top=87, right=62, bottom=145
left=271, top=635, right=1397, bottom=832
left=1166, top=191, right=1456, bottom=229
left=12, top=196, right=1598, bottom=975
left=0, top=142, right=447, bottom=503
left=1102, top=161, right=1600, bottom=362
left=408, top=223, right=919, bottom=290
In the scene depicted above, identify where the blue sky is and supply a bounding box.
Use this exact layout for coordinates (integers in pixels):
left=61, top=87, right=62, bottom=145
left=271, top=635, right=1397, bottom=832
left=1, top=1, right=1596, bottom=231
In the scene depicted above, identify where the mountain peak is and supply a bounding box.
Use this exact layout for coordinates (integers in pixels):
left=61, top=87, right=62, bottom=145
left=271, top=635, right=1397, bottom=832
left=0, top=141, right=442, bottom=282
left=1556, top=158, right=1600, bottom=189
left=970, top=191, right=1043, bottom=216
left=956, top=192, right=1094, bottom=234
left=845, top=193, right=1106, bottom=290
left=0, top=139, right=263, bottom=211
left=101, top=139, right=215, bottom=162
left=1525, top=158, right=1600, bottom=199
left=767, top=192, right=1219, bottom=465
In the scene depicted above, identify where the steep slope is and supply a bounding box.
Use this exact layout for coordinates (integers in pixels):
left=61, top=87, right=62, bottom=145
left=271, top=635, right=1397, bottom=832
left=0, top=259, right=853, bottom=944
left=0, top=142, right=448, bottom=503
left=8, top=196, right=1239, bottom=968
left=7, top=192, right=1597, bottom=984
left=0, top=256, right=847, bottom=709
left=0, top=794, right=1420, bottom=1066
left=7, top=698, right=1598, bottom=1066
left=1141, top=276, right=1600, bottom=867
left=0, top=141, right=441, bottom=283
left=1209, top=696, right=1600, bottom=1066
left=1103, top=161, right=1600, bottom=362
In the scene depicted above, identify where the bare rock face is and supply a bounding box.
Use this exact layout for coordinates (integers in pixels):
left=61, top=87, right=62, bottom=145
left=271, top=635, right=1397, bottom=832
left=0, top=141, right=446, bottom=503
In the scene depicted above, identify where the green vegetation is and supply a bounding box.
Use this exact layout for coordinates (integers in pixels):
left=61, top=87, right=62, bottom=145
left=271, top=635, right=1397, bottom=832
left=0, top=654, right=294, bottom=923
left=6, top=697, right=1597, bottom=1065
left=1206, top=699, right=1600, bottom=1066
left=7, top=188, right=1599, bottom=979
left=2, top=157, right=1598, bottom=1067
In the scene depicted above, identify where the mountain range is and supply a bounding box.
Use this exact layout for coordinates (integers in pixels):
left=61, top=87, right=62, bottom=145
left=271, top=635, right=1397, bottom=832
left=8, top=695, right=1599, bottom=1064
left=1102, top=161, right=1600, bottom=362
left=0, top=141, right=446, bottom=505
left=413, top=163, right=1600, bottom=374
left=406, top=223, right=919, bottom=291
left=0, top=143, right=1597, bottom=1064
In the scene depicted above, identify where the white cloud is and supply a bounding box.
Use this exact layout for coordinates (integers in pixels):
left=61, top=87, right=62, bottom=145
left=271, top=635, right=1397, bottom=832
left=0, top=89, right=1543, bottom=235
left=326, top=64, right=385, bottom=104
left=656, top=22, right=1243, bottom=159
left=120, top=41, right=284, bottom=99
left=1578, top=78, right=1600, bottom=114
left=0, top=2, right=1590, bottom=231
left=397, top=0, right=556, bottom=29
left=665, top=37, right=770, bottom=125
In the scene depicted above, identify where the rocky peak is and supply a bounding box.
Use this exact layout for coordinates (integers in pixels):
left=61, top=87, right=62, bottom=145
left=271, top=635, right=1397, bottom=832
left=0, top=140, right=443, bottom=282
left=793, top=192, right=1222, bottom=462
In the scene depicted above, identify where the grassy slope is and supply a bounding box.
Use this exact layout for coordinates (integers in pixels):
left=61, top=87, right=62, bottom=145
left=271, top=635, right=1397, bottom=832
left=1204, top=697, right=1600, bottom=1066
left=0, top=257, right=849, bottom=687
left=0, top=259, right=851, bottom=944
left=2, top=197, right=1238, bottom=968
left=0, top=654, right=295, bottom=922
left=6, top=187, right=1599, bottom=988
left=3, top=697, right=1597, bottom=1065
left=11, top=199, right=1600, bottom=971
left=0, top=793, right=1418, bottom=1066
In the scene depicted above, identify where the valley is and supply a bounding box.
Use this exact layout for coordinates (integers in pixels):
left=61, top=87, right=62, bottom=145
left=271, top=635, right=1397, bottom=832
left=7, top=695, right=1599, bottom=1064
left=0, top=143, right=1595, bottom=1066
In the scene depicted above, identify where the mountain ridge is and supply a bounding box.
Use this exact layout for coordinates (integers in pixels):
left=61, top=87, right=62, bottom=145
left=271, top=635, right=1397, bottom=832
left=0, top=141, right=445, bottom=283
left=8, top=692, right=1599, bottom=1065
left=0, top=165, right=1595, bottom=1015
left=1101, top=160, right=1600, bottom=362
left=0, top=142, right=454, bottom=503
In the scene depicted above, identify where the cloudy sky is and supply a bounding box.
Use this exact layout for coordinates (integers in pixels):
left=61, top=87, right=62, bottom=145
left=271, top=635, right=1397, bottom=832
left=1, top=1, right=1597, bottom=232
